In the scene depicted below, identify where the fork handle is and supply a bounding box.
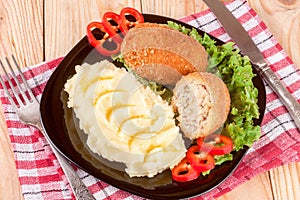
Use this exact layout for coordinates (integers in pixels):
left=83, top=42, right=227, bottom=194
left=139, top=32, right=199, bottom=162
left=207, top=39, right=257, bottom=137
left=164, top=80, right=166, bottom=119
left=53, top=149, right=96, bottom=200
left=36, top=122, right=96, bottom=200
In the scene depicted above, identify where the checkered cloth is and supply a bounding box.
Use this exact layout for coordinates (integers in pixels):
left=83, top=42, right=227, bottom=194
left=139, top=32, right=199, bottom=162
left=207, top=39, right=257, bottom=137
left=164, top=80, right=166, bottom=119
left=0, top=0, right=299, bottom=199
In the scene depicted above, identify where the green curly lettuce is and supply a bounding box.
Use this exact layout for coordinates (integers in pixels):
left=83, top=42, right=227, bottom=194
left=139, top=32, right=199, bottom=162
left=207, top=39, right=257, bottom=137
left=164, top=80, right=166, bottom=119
left=167, top=21, right=261, bottom=165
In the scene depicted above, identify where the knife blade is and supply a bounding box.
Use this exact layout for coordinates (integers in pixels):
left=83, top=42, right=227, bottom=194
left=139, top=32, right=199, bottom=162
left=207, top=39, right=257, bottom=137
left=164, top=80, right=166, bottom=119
left=203, top=0, right=300, bottom=130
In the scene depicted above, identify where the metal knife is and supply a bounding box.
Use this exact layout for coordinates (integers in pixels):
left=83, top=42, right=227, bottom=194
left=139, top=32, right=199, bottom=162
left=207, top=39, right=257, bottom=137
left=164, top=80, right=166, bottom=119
left=203, top=0, right=300, bottom=130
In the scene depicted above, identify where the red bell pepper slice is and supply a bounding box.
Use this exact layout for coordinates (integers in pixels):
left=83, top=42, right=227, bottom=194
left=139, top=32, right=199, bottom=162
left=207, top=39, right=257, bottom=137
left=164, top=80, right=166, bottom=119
left=86, top=8, right=144, bottom=56
left=102, top=11, right=123, bottom=43
left=86, top=21, right=120, bottom=56
left=119, top=7, right=144, bottom=32
left=172, top=157, right=200, bottom=182
left=197, top=134, right=233, bottom=155
left=186, top=145, right=215, bottom=172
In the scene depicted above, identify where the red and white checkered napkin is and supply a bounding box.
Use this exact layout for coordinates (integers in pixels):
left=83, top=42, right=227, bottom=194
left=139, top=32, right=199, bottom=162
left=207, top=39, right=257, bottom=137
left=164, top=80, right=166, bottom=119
left=0, top=0, right=299, bottom=199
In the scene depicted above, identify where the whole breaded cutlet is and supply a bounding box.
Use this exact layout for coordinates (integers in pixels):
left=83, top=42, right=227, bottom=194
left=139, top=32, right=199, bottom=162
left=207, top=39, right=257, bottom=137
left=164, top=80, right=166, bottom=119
left=121, top=22, right=208, bottom=86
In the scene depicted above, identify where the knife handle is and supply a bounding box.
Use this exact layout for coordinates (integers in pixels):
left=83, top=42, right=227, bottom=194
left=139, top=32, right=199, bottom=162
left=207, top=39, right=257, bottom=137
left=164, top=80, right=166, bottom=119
left=258, top=62, right=300, bottom=130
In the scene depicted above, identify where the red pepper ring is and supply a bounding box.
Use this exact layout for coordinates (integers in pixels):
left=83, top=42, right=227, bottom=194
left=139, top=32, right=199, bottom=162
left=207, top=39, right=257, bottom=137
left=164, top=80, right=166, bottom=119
left=171, top=157, right=200, bottom=182
left=86, top=21, right=120, bottom=56
left=186, top=145, right=215, bottom=172
left=119, top=7, right=144, bottom=32
left=102, top=12, right=123, bottom=43
left=197, top=134, right=233, bottom=155
left=86, top=22, right=107, bottom=46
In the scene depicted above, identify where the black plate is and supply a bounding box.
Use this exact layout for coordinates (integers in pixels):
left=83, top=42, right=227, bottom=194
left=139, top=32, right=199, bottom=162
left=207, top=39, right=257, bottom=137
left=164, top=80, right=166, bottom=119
left=40, top=14, right=266, bottom=199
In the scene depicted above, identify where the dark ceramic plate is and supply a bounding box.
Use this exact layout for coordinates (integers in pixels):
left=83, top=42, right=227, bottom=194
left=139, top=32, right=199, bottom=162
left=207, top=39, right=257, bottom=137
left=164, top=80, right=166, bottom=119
left=40, top=14, right=266, bottom=199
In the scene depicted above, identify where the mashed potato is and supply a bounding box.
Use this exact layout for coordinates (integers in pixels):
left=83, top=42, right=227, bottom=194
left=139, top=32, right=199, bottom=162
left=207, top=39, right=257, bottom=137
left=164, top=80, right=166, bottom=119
left=64, top=60, right=186, bottom=177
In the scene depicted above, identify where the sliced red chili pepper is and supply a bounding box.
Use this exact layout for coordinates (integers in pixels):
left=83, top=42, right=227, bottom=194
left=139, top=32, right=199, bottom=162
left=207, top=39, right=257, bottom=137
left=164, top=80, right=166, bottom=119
left=102, top=12, right=123, bottom=43
left=86, top=21, right=120, bottom=56
left=172, top=157, right=200, bottom=182
left=119, top=7, right=144, bottom=32
left=186, top=145, right=215, bottom=172
left=197, top=134, right=233, bottom=155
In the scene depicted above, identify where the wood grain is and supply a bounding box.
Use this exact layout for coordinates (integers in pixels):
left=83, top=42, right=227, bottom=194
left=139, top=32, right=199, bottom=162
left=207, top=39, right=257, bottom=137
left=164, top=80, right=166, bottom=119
left=270, top=162, right=300, bottom=200
left=218, top=172, right=274, bottom=200
left=0, top=0, right=44, bottom=66
left=0, top=1, right=43, bottom=200
left=141, top=0, right=207, bottom=18
left=44, top=0, right=141, bottom=60
left=247, top=0, right=300, bottom=68
left=0, top=0, right=299, bottom=200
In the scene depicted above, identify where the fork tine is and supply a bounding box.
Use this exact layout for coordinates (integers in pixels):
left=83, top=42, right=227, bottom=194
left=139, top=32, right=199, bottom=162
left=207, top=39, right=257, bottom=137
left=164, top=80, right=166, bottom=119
left=5, top=56, right=32, bottom=104
left=0, top=65, right=18, bottom=108
left=11, top=55, right=36, bottom=101
left=0, top=58, right=24, bottom=106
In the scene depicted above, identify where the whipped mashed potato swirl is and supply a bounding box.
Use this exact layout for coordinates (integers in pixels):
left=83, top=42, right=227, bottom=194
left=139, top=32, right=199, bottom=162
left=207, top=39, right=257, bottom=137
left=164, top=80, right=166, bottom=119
left=64, top=60, right=186, bottom=177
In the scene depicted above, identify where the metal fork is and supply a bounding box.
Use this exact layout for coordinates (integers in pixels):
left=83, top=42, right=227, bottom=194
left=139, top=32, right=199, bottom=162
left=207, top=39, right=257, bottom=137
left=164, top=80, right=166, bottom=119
left=0, top=55, right=95, bottom=200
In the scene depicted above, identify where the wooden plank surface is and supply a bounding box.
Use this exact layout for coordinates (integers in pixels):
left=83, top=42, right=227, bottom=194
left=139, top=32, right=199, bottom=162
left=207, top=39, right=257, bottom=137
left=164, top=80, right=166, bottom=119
left=0, top=0, right=299, bottom=199
left=44, top=0, right=141, bottom=59
left=0, top=1, right=43, bottom=200
left=247, top=0, right=300, bottom=68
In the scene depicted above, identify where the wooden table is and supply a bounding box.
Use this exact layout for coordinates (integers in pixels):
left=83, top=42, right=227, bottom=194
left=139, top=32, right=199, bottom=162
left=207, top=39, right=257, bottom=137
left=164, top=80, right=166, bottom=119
left=0, top=0, right=299, bottom=199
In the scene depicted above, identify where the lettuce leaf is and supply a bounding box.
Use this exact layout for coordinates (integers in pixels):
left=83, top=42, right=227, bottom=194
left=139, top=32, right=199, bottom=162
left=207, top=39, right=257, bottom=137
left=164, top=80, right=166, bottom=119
left=168, top=21, right=261, bottom=164
left=202, top=154, right=234, bottom=176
